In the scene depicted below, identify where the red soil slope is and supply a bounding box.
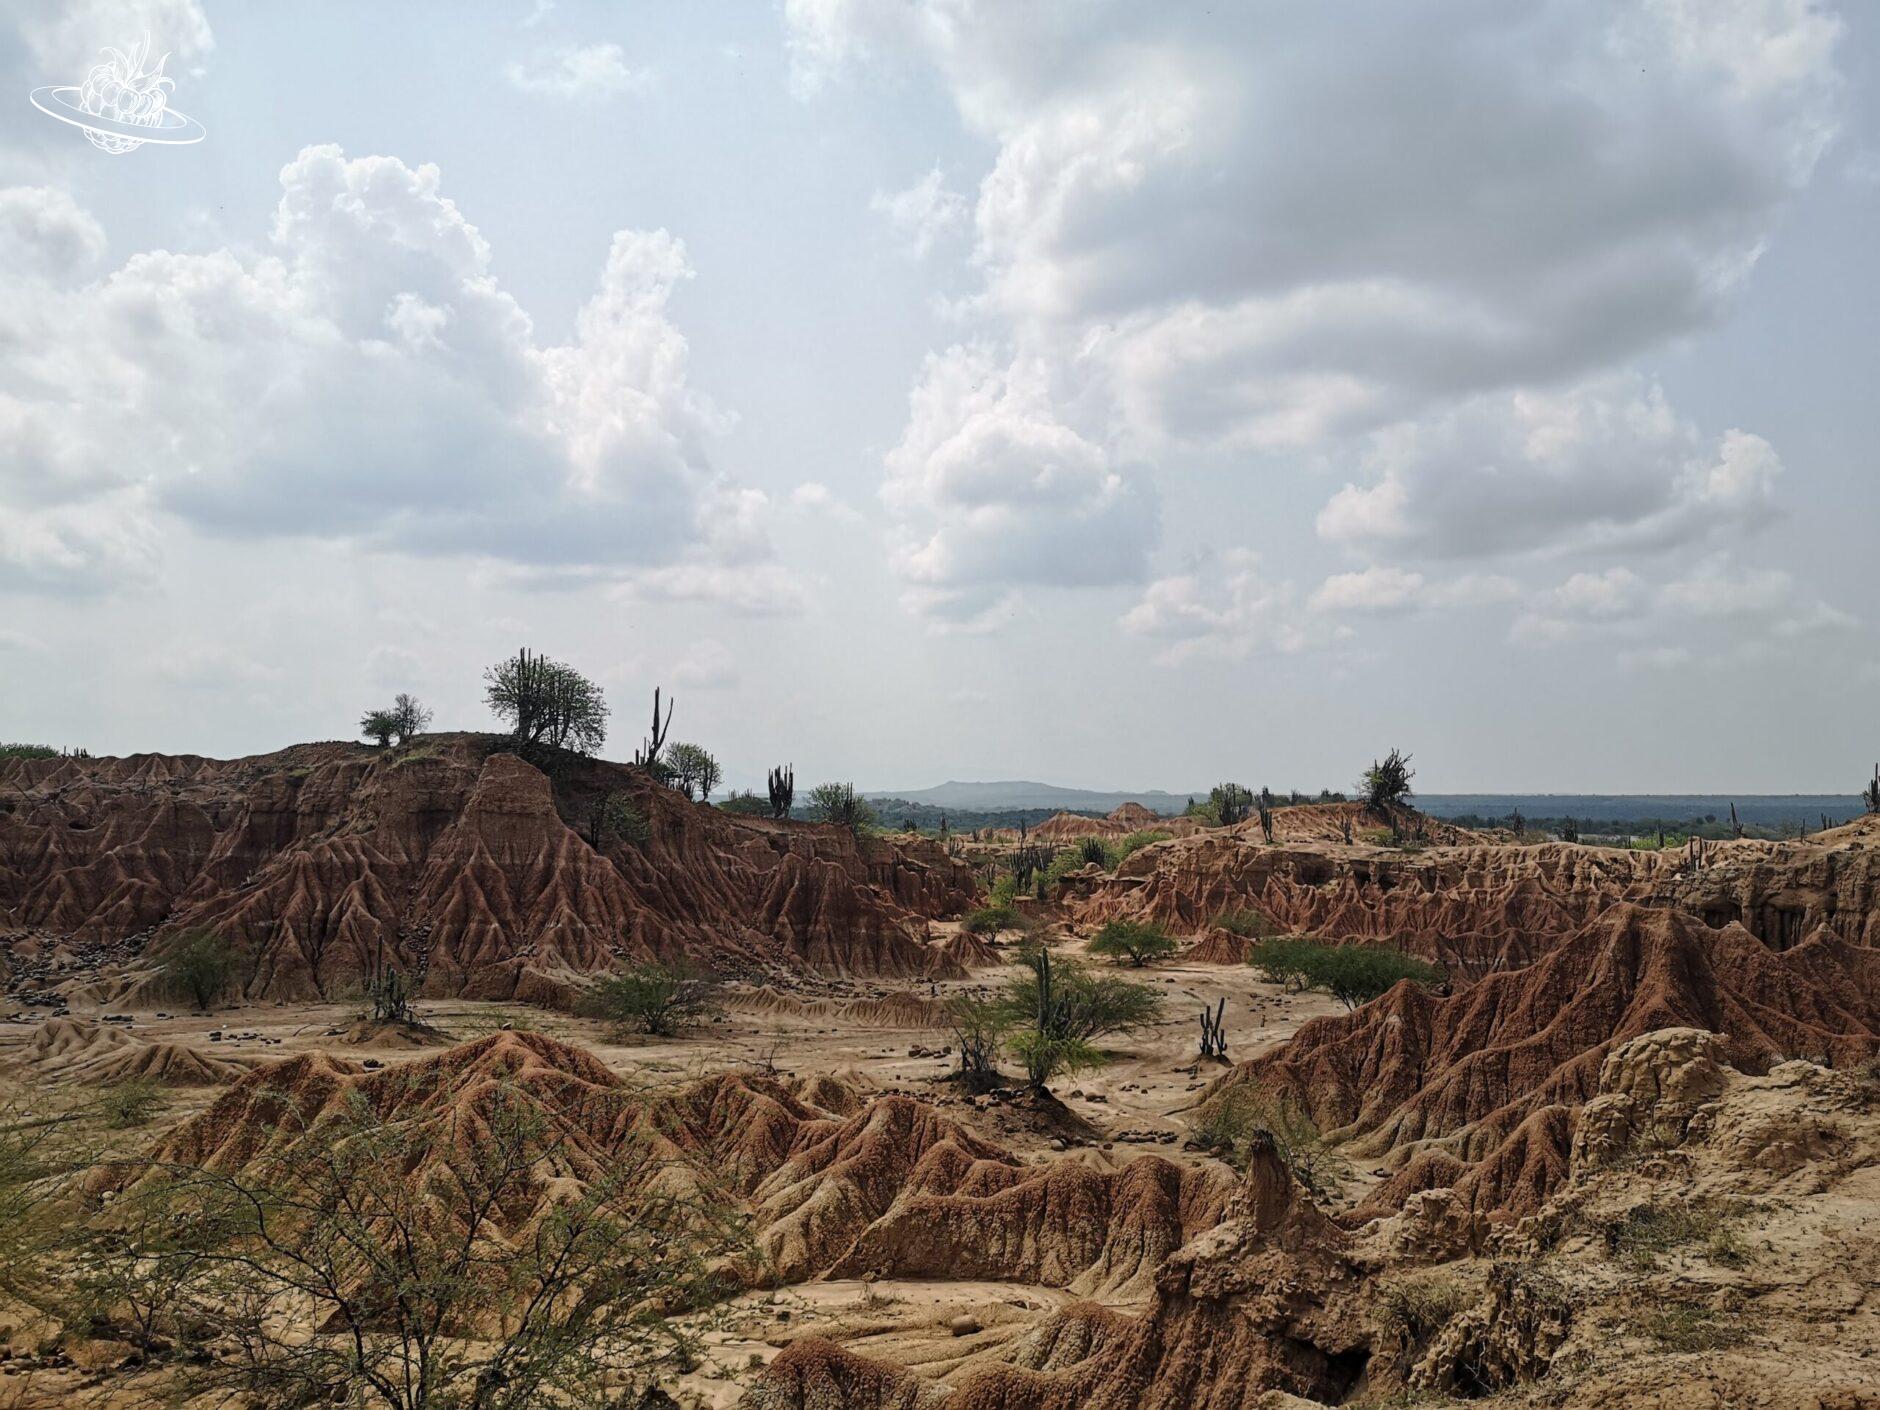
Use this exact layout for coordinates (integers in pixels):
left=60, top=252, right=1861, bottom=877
left=1207, top=903, right=1880, bottom=1216
left=0, top=737, right=977, bottom=1001
left=120, top=1031, right=1241, bottom=1303
left=1070, top=823, right=1880, bottom=979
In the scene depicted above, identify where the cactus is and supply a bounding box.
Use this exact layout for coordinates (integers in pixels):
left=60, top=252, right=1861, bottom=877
left=767, top=763, right=795, bottom=819
left=633, top=687, right=674, bottom=769
left=1864, top=764, right=1880, bottom=816
left=1198, top=997, right=1228, bottom=1061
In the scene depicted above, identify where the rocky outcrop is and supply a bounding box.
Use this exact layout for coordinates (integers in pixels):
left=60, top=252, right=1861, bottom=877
left=1208, top=904, right=1880, bottom=1217
left=1073, top=822, right=1880, bottom=976
left=749, top=1135, right=1368, bottom=1410
left=1, top=737, right=977, bottom=1001
left=1073, top=834, right=1678, bottom=977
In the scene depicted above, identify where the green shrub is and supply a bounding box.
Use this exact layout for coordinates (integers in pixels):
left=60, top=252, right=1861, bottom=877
left=1087, top=919, right=1178, bottom=967
left=1359, top=749, right=1415, bottom=809
left=1631, top=1301, right=1746, bottom=1352
left=1246, top=936, right=1322, bottom=987
left=809, top=782, right=875, bottom=834
left=162, top=929, right=238, bottom=1010
left=1113, top=830, right=1170, bottom=864
left=717, top=790, right=769, bottom=816
left=962, top=903, right=1021, bottom=935
left=0, top=743, right=60, bottom=760
left=1007, top=1030, right=1103, bottom=1088
left=98, top=1077, right=164, bottom=1129
left=946, top=996, right=1007, bottom=1091
left=990, top=872, right=1020, bottom=907
left=589, top=789, right=651, bottom=846
left=1304, top=945, right=1443, bottom=1009
left=1601, top=1200, right=1748, bottom=1270
left=579, top=960, right=718, bottom=1037
left=1215, top=908, right=1280, bottom=939
left=1190, top=1087, right=1346, bottom=1196
left=993, top=949, right=1164, bottom=1045
left=1248, top=938, right=1441, bottom=1008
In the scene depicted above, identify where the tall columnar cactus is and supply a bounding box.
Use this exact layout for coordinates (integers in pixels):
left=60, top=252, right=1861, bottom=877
left=1864, top=764, right=1880, bottom=815
left=1198, top=997, right=1228, bottom=1061
left=768, top=764, right=795, bottom=819
left=633, top=688, right=674, bottom=769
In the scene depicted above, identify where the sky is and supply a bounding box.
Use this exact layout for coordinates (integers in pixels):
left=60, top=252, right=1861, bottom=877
left=0, top=0, right=1876, bottom=794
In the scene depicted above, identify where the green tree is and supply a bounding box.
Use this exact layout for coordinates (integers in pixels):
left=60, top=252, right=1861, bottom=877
left=808, top=781, right=876, bottom=834
left=484, top=648, right=609, bottom=755
left=391, top=692, right=432, bottom=744
left=994, top=948, right=1163, bottom=1091
left=1249, top=938, right=1441, bottom=1010
left=359, top=708, right=399, bottom=748
left=163, top=929, right=237, bottom=1010
left=97, top=1084, right=744, bottom=1410
left=946, top=996, right=1007, bottom=1094
left=1087, top=919, right=1178, bottom=967
left=664, top=743, right=723, bottom=802
left=1359, top=748, right=1416, bottom=810
left=580, top=959, right=719, bottom=1037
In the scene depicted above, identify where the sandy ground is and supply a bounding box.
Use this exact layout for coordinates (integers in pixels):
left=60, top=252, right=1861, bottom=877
left=0, top=939, right=1342, bottom=1408
left=0, top=938, right=1342, bottom=1160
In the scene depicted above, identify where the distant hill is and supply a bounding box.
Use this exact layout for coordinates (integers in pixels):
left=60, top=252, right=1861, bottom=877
left=861, top=780, right=1203, bottom=816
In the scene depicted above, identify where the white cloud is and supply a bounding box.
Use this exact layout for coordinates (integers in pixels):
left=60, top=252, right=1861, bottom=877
left=0, top=150, right=791, bottom=604
left=1547, top=568, right=1646, bottom=620
left=1308, top=565, right=1519, bottom=617
left=13, top=0, right=213, bottom=75
left=883, top=344, right=1156, bottom=626
left=505, top=42, right=648, bottom=98
left=0, top=187, right=104, bottom=280
left=670, top=638, right=739, bottom=690
left=794, top=0, right=1840, bottom=451
left=1512, top=555, right=1856, bottom=654
left=795, top=1, right=1839, bottom=602
left=1120, top=550, right=1323, bottom=663
left=872, top=167, right=969, bottom=257
left=790, top=481, right=864, bottom=523
left=1317, top=379, right=1782, bottom=561
left=1308, top=566, right=1424, bottom=616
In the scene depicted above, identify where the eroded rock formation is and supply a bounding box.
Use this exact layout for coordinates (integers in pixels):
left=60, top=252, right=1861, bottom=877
left=1, top=737, right=977, bottom=1001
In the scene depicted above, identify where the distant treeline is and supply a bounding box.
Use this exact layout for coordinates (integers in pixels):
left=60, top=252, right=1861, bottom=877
left=1447, top=813, right=1851, bottom=843
left=863, top=800, right=1102, bottom=832
left=1421, top=794, right=1864, bottom=827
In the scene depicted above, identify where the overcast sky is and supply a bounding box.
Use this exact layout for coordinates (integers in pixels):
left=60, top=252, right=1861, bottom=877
left=2, top=0, right=1876, bottom=793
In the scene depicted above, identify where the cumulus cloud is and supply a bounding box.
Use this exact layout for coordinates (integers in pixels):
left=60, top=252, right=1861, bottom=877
left=669, top=638, right=739, bottom=690
left=505, top=42, right=648, bottom=98
left=794, top=0, right=1841, bottom=622
left=1308, top=566, right=1519, bottom=617
left=871, top=167, right=969, bottom=257
left=0, top=187, right=105, bottom=280
left=1119, top=551, right=1324, bottom=663
left=1317, top=380, right=1783, bottom=561
left=0, top=148, right=789, bottom=602
left=1512, top=555, right=1856, bottom=653
left=883, top=344, right=1156, bottom=625
left=794, top=0, right=1839, bottom=445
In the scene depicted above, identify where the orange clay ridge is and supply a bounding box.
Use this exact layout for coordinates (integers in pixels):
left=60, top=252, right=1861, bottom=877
left=2, top=743, right=1877, bottom=1408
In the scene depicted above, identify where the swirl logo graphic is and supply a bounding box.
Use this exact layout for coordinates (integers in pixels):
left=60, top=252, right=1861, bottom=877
left=30, top=37, right=206, bottom=155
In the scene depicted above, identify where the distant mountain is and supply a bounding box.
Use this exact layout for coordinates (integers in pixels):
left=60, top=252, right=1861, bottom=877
left=861, top=780, right=1204, bottom=815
